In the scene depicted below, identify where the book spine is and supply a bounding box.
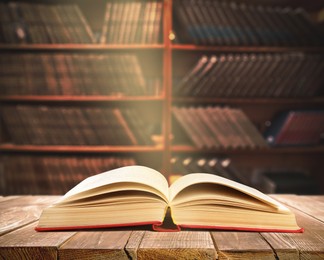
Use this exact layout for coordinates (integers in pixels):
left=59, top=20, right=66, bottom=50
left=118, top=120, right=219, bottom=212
left=208, top=107, right=232, bottom=149
left=71, top=4, right=96, bottom=43
left=174, top=55, right=208, bottom=96
left=152, top=1, right=163, bottom=43
left=172, top=106, right=203, bottom=149
left=100, top=2, right=113, bottom=43
left=118, top=1, right=131, bottom=44
left=191, top=56, right=217, bottom=96
left=113, top=108, right=138, bottom=145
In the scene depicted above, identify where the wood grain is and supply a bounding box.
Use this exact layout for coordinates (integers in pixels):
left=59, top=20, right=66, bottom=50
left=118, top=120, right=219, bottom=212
left=0, top=196, right=60, bottom=235
left=272, top=195, right=324, bottom=223
left=125, top=231, right=145, bottom=260
left=260, top=233, right=299, bottom=260
left=137, top=231, right=217, bottom=260
left=1, top=195, right=324, bottom=259
left=261, top=195, right=324, bottom=259
left=211, top=232, right=275, bottom=260
left=59, top=231, right=132, bottom=260
left=0, top=222, right=75, bottom=260
left=0, top=196, right=60, bottom=209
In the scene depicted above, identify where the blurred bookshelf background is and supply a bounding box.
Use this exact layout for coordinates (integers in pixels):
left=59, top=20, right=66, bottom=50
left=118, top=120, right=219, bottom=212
left=0, top=0, right=323, bottom=195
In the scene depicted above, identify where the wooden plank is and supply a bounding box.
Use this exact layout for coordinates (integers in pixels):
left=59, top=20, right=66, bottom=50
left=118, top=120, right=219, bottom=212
left=0, top=195, right=60, bottom=209
left=0, top=196, right=60, bottom=235
left=0, top=222, right=75, bottom=260
left=271, top=195, right=324, bottom=223
left=137, top=231, right=217, bottom=260
left=260, top=233, right=299, bottom=260
left=125, top=231, right=145, bottom=260
left=260, top=195, right=324, bottom=259
left=211, top=232, right=276, bottom=260
left=59, top=231, right=132, bottom=260
left=1, top=204, right=44, bottom=236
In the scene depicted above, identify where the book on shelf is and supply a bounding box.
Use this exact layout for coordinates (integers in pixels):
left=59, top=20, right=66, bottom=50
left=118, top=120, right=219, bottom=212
left=100, top=0, right=163, bottom=44
left=172, top=106, right=267, bottom=149
left=264, top=110, right=324, bottom=146
left=35, top=165, right=303, bottom=232
left=172, top=0, right=324, bottom=46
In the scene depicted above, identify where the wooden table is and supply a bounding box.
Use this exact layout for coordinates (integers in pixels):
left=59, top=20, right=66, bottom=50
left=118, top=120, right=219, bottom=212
left=0, top=195, right=324, bottom=259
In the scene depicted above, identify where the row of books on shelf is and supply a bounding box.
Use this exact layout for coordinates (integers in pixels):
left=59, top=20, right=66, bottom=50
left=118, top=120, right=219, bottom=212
left=0, top=2, right=95, bottom=44
left=2, top=0, right=323, bottom=46
left=173, top=106, right=324, bottom=148
left=0, top=153, right=320, bottom=195
left=171, top=155, right=248, bottom=184
left=1, top=105, right=156, bottom=145
left=172, top=106, right=268, bottom=149
left=0, top=1, right=163, bottom=44
left=174, top=53, right=324, bottom=98
left=264, top=110, right=324, bottom=146
left=171, top=155, right=321, bottom=195
left=0, top=155, right=137, bottom=195
left=0, top=53, right=161, bottom=96
left=1, top=105, right=323, bottom=148
left=173, top=0, right=324, bottom=46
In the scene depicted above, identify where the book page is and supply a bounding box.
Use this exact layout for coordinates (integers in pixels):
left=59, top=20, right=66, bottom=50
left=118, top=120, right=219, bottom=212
left=169, top=173, right=290, bottom=212
left=60, top=165, right=169, bottom=203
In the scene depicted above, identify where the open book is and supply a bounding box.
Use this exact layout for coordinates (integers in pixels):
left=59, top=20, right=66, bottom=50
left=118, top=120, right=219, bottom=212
left=36, top=165, right=303, bottom=232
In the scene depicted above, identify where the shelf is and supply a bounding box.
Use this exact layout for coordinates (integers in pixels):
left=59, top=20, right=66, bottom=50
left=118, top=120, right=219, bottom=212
left=0, top=44, right=165, bottom=51
left=172, top=97, right=324, bottom=105
left=172, top=145, right=324, bottom=154
left=4, top=44, right=323, bottom=53
left=171, top=44, right=324, bottom=53
left=0, top=144, right=164, bottom=153
left=0, top=95, right=165, bottom=103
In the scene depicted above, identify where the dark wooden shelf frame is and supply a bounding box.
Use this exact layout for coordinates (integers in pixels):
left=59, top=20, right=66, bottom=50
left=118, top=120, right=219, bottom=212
left=0, top=44, right=165, bottom=51
left=171, top=44, right=324, bottom=53
left=172, top=97, right=324, bottom=105
left=0, top=144, right=164, bottom=153
left=172, top=145, right=324, bottom=154
left=0, top=95, right=165, bottom=103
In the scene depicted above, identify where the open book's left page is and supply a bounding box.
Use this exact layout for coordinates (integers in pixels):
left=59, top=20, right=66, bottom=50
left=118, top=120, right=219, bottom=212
left=56, top=165, right=170, bottom=204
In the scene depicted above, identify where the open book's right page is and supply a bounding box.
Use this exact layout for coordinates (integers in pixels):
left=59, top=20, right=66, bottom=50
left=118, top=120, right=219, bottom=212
left=168, top=173, right=290, bottom=213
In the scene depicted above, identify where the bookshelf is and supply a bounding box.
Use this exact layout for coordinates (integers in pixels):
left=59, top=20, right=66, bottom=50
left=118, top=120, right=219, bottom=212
left=168, top=0, right=324, bottom=194
left=0, top=0, right=324, bottom=195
